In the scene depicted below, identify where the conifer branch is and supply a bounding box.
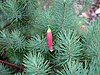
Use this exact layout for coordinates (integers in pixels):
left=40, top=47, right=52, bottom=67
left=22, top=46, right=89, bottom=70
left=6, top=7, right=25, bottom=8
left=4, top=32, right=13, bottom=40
left=87, top=32, right=95, bottom=46
left=68, top=44, right=71, bottom=61
left=35, top=64, right=41, bottom=75
left=61, top=1, right=66, bottom=30
left=0, top=18, right=16, bottom=31
left=86, top=27, right=97, bottom=48
left=0, top=59, right=24, bottom=71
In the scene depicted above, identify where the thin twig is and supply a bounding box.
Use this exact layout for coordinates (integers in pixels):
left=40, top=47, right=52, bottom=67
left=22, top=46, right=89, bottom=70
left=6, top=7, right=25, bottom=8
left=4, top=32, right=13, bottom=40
left=0, top=18, right=16, bottom=31
left=61, top=1, right=66, bottom=31
left=68, top=43, right=71, bottom=62
left=0, top=59, right=24, bottom=71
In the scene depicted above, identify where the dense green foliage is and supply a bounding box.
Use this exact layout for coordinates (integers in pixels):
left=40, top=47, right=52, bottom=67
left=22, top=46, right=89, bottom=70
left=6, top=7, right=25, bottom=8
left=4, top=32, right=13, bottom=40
left=0, top=0, right=100, bottom=75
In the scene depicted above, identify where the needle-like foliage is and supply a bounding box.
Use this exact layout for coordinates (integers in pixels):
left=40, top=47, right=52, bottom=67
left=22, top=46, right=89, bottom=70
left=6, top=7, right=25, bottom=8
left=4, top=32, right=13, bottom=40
left=0, top=0, right=100, bottom=74
left=23, top=51, right=50, bottom=75
left=0, top=63, right=11, bottom=75
left=55, top=30, right=81, bottom=66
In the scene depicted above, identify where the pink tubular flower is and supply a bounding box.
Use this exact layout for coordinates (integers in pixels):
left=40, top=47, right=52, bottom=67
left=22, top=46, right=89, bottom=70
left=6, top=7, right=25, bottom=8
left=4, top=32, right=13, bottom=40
left=47, top=27, right=53, bottom=52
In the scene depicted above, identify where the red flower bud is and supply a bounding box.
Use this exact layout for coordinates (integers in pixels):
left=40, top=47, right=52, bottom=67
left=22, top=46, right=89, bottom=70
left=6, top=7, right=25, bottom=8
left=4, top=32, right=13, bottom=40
left=47, top=27, right=53, bottom=52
